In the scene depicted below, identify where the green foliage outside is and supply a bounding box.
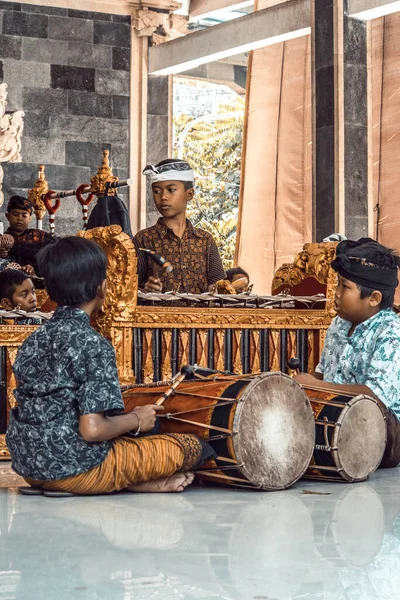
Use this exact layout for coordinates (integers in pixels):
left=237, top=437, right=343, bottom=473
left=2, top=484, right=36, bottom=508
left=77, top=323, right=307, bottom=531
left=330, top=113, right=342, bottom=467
left=173, top=99, right=245, bottom=267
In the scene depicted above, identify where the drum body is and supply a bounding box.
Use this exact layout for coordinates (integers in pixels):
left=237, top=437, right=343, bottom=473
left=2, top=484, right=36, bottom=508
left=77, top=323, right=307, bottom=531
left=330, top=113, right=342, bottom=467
left=303, top=387, right=387, bottom=482
left=123, top=372, right=315, bottom=491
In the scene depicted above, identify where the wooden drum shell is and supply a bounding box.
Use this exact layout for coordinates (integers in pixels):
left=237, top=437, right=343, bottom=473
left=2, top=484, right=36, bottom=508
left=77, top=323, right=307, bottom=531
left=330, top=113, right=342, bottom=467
left=302, top=387, right=387, bottom=482
left=123, top=373, right=316, bottom=491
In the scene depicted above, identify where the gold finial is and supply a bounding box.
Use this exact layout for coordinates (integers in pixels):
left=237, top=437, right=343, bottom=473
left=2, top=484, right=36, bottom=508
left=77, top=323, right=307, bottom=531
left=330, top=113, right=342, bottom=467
left=28, top=164, right=48, bottom=222
left=90, top=150, right=118, bottom=198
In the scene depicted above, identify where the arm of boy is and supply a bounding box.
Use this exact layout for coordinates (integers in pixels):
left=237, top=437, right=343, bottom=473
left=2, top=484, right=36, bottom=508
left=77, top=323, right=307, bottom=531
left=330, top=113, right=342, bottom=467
left=207, top=238, right=226, bottom=287
left=79, top=404, right=165, bottom=442
left=294, top=373, right=379, bottom=400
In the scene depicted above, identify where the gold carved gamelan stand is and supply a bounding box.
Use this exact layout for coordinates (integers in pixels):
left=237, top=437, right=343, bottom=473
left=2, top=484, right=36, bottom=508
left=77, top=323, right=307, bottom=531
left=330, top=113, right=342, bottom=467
left=0, top=153, right=337, bottom=459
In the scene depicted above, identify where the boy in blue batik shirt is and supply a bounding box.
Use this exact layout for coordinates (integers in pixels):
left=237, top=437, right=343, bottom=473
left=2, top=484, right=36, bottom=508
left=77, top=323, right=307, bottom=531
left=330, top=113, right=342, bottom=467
left=295, top=238, right=400, bottom=468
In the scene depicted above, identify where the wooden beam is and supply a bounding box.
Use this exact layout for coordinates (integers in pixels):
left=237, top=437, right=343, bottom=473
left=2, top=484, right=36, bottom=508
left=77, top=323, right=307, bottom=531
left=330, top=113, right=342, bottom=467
left=149, top=0, right=310, bottom=75
left=129, top=32, right=148, bottom=234
left=189, top=0, right=253, bottom=18
left=349, top=0, right=400, bottom=18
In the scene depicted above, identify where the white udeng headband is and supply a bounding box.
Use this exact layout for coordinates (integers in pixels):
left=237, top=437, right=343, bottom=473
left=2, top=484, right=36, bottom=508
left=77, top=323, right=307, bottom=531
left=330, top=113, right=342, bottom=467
left=143, top=163, right=194, bottom=187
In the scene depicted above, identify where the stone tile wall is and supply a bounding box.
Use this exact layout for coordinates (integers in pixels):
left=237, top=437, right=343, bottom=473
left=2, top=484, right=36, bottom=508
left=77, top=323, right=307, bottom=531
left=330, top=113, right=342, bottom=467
left=146, top=75, right=169, bottom=227
left=0, top=2, right=130, bottom=236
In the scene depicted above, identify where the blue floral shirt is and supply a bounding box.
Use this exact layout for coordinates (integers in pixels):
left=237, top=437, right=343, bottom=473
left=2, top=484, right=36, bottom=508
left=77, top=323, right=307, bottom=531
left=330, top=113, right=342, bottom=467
left=316, top=309, right=400, bottom=418
left=6, top=306, right=124, bottom=480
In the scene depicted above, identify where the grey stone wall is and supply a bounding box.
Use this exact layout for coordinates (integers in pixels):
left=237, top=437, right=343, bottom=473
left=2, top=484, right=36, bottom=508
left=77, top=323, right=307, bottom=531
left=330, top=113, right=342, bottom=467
left=0, top=2, right=130, bottom=235
left=146, top=75, right=169, bottom=227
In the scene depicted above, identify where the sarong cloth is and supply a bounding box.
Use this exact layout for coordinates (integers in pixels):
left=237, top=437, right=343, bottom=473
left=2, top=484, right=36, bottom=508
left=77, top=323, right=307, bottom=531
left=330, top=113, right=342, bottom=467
left=25, top=433, right=202, bottom=495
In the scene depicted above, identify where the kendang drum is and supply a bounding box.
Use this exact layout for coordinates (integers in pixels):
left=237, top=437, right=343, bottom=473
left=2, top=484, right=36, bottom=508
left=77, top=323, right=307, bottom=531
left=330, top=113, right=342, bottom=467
left=123, top=371, right=315, bottom=491
left=302, top=386, right=387, bottom=482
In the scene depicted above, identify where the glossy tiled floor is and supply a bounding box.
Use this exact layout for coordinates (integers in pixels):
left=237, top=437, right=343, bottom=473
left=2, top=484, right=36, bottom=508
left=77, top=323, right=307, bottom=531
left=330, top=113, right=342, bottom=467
left=0, top=463, right=399, bottom=600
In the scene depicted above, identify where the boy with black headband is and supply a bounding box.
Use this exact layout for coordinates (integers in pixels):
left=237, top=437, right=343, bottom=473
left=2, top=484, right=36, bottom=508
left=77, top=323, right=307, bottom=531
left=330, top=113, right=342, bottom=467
left=134, top=159, right=225, bottom=294
left=4, top=195, right=55, bottom=276
left=295, top=238, right=400, bottom=467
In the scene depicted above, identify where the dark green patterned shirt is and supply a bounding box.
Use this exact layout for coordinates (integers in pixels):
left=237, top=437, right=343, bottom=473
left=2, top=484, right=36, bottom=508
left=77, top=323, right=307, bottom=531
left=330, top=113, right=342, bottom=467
left=6, top=306, right=124, bottom=480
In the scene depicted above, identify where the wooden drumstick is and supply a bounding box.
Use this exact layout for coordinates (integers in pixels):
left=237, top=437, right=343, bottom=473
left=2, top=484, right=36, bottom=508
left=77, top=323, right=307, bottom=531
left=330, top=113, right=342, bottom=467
left=154, top=365, right=195, bottom=405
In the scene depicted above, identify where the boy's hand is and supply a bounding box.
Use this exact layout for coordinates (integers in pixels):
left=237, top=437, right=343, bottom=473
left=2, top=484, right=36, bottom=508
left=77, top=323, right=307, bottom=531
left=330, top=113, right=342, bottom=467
left=143, top=276, right=162, bottom=293
left=293, top=373, right=320, bottom=386
left=132, top=404, right=165, bottom=432
left=20, top=265, right=35, bottom=276
left=0, top=249, right=9, bottom=258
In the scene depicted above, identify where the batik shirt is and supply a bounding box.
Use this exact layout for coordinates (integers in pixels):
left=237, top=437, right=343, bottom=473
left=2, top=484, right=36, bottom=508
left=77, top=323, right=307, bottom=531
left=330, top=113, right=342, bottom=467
left=6, top=306, right=124, bottom=480
left=6, top=228, right=55, bottom=274
left=316, top=309, right=400, bottom=418
left=133, top=218, right=225, bottom=293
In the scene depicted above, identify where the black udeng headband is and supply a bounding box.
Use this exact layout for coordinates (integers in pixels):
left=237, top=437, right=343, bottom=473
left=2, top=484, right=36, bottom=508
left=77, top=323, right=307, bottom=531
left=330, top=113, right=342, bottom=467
left=331, top=240, right=398, bottom=291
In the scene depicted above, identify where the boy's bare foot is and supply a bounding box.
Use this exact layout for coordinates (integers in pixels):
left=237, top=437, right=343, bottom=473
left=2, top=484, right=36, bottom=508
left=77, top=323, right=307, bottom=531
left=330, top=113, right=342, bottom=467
left=127, top=472, right=194, bottom=493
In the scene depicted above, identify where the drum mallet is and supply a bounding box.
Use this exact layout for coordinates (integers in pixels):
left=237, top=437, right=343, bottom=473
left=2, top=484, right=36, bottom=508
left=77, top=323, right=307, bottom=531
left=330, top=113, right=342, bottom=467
left=154, top=365, right=195, bottom=406
left=139, top=248, right=173, bottom=280
left=288, top=357, right=301, bottom=376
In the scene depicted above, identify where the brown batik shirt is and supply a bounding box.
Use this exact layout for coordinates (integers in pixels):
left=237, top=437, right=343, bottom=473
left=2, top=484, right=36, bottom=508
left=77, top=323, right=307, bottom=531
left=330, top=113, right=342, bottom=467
left=6, top=228, right=55, bottom=274
left=133, top=218, right=225, bottom=293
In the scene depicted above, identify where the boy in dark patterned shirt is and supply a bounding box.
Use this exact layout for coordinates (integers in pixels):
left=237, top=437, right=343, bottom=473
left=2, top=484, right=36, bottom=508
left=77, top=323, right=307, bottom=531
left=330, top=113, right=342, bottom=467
left=6, top=237, right=210, bottom=494
left=133, top=159, right=225, bottom=293
left=4, top=195, right=55, bottom=276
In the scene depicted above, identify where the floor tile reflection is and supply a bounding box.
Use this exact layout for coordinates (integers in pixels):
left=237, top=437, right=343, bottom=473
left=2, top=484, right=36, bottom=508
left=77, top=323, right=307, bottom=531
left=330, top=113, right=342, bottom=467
left=0, top=466, right=399, bottom=599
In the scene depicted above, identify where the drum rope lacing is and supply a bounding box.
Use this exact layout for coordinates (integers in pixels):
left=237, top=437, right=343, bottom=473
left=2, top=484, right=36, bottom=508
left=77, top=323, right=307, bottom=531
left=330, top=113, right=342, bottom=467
left=161, top=398, right=238, bottom=417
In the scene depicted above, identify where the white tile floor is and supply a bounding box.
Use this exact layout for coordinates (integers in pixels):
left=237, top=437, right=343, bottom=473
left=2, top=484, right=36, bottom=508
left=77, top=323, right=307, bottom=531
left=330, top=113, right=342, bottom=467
left=0, top=463, right=399, bottom=599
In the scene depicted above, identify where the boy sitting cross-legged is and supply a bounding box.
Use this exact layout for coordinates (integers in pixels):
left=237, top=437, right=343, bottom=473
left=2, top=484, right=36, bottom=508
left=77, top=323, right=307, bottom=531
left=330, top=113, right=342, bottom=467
left=6, top=237, right=213, bottom=494
left=295, top=238, right=400, bottom=467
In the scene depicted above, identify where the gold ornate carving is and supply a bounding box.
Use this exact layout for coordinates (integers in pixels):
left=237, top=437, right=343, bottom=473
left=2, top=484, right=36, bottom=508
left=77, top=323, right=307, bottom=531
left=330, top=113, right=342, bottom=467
left=133, top=7, right=189, bottom=43
left=134, top=307, right=332, bottom=328
left=0, top=326, right=37, bottom=346
left=0, top=434, right=10, bottom=460
left=110, top=327, right=135, bottom=385
left=78, top=225, right=138, bottom=338
left=0, top=83, right=24, bottom=207
left=6, top=347, right=18, bottom=410
left=272, top=242, right=337, bottom=315
left=90, top=150, right=118, bottom=198
left=28, top=164, right=48, bottom=222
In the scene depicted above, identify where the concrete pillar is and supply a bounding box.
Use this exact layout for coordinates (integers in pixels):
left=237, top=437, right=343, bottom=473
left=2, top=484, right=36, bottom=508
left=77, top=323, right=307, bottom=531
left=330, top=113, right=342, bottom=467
left=312, top=0, right=368, bottom=241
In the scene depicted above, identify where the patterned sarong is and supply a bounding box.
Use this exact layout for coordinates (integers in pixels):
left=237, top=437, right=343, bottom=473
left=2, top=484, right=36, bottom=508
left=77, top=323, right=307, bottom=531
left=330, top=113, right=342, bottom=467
left=25, top=433, right=202, bottom=495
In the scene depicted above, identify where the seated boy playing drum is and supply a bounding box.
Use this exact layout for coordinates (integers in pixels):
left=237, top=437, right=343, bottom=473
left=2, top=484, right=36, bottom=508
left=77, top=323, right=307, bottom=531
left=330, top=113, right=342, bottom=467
left=295, top=238, right=400, bottom=467
left=6, top=237, right=213, bottom=494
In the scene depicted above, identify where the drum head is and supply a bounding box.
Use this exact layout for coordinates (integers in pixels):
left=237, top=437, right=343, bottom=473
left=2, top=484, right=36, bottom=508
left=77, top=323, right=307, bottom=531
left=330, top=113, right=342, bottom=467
left=334, top=395, right=387, bottom=481
left=232, top=372, right=315, bottom=490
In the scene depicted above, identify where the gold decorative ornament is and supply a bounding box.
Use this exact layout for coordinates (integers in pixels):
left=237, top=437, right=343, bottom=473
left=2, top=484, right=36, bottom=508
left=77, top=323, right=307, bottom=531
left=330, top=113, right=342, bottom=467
left=78, top=225, right=138, bottom=335
left=0, top=435, right=9, bottom=459
left=272, top=241, right=338, bottom=315
left=28, top=164, right=48, bottom=222
left=90, top=150, right=118, bottom=198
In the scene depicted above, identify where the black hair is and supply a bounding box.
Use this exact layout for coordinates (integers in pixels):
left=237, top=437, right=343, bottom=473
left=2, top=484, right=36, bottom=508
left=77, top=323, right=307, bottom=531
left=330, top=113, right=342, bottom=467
left=357, top=284, right=394, bottom=310
left=6, top=195, right=33, bottom=214
left=37, top=237, right=107, bottom=306
left=155, top=159, right=194, bottom=190
left=225, top=267, right=249, bottom=282
left=353, top=239, right=400, bottom=309
left=0, top=269, right=30, bottom=303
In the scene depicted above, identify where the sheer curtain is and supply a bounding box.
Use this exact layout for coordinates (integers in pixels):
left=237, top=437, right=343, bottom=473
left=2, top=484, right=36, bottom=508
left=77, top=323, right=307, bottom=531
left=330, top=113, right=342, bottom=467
left=235, top=0, right=312, bottom=293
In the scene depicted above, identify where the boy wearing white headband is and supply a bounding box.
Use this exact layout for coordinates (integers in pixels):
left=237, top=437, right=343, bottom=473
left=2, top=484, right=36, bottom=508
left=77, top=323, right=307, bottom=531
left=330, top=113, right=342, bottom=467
left=134, top=159, right=225, bottom=294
